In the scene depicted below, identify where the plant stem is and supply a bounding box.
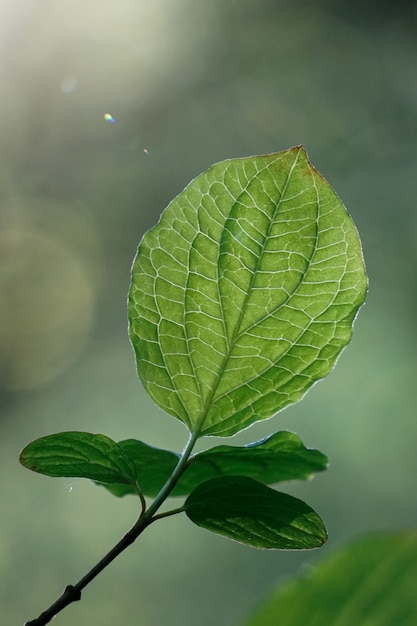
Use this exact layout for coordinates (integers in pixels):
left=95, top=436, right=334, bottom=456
left=24, top=516, right=149, bottom=626
left=24, top=430, right=199, bottom=626
left=151, top=506, right=186, bottom=521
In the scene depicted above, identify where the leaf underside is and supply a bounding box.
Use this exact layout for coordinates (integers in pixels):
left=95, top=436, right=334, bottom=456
left=245, top=532, right=417, bottom=625
left=129, top=146, right=367, bottom=437
left=184, top=475, right=327, bottom=550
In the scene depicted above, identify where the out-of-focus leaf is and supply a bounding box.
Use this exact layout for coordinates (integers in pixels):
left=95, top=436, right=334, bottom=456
left=245, top=532, right=417, bottom=626
left=184, top=476, right=327, bottom=550
left=20, top=432, right=138, bottom=486
left=129, top=147, right=367, bottom=437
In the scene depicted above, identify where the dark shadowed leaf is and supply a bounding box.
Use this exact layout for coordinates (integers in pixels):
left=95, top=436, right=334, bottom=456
left=129, top=147, right=367, bottom=437
left=184, top=475, right=327, bottom=549
left=245, top=532, right=417, bottom=626
left=101, top=431, right=327, bottom=498
left=20, top=432, right=138, bottom=486
left=107, top=439, right=180, bottom=497
left=174, top=430, right=327, bottom=496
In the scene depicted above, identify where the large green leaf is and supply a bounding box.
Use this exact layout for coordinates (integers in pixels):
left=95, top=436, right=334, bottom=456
left=129, top=147, right=367, bottom=437
left=102, top=431, right=327, bottom=498
left=245, top=532, right=417, bottom=626
left=20, top=432, right=138, bottom=486
left=184, top=476, right=327, bottom=550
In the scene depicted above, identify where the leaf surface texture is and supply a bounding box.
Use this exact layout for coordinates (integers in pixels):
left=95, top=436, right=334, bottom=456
left=129, top=147, right=367, bottom=436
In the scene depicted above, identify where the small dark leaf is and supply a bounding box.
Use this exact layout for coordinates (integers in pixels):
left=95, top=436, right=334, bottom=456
left=111, top=439, right=180, bottom=497
left=184, top=476, right=327, bottom=550
left=20, top=432, right=138, bottom=486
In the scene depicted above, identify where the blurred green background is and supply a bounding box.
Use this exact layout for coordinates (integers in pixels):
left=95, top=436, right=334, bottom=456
left=1, top=1, right=416, bottom=625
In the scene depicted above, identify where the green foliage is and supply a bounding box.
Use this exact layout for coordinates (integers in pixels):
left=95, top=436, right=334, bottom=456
left=20, top=432, right=138, bottom=487
left=245, top=532, right=417, bottom=626
left=102, top=430, right=328, bottom=498
left=22, top=430, right=327, bottom=499
left=129, top=146, right=366, bottom=437
left=175, top=430, right=328, bottom=496
left=19, top=147, right=367, bottom=623
left=20, top=147, right=367, bottom=550
left=184, top=476, right=327, bottom=549
left=20, top=147, right=367, bottom=551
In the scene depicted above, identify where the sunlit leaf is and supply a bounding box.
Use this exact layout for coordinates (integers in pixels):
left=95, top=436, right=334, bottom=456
left=245, top=532, right=417, bottom=626
left=129, top=147, right=367, bottom=437
left=20, top=432, right=138, bottom=486
left=184, top=476, right=327, bottom=549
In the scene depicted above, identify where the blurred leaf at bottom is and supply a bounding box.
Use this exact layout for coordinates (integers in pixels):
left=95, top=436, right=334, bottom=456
left=245, top=531, right=417, bottom=626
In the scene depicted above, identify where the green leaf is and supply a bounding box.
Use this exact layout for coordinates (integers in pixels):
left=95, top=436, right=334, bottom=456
left=102, top=483, right=139, bottom=497
left=184, top=476, right=327, bottom=550
left=129, top=146, right=367, bottom=437
left=101, top=431, right=327, bottom=498
left=175, top=430, right=327, bottom=496
left=20, top=432, right=138, bottom=486
left=108, top=439, right=180, bottom=497
left=245, top=532, right=417, bottom=626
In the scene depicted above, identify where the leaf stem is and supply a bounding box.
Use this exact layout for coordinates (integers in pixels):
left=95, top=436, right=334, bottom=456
left=24, top=430, right=200, bottom=626
left=135, top=482, right=147, bottom=515
left=151, top=506, right=186, bottom=521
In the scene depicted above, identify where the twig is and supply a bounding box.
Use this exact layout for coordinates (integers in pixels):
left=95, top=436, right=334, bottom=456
left=24, top=430, right=199, bottom=625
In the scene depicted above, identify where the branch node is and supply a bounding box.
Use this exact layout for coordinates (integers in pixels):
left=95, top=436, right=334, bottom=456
left=65, top=585, right=82, bottom=602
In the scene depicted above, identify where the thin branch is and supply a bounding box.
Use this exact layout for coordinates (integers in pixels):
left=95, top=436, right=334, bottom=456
left=151, top=506, right=186, bottom=522
left=24, top=513, right=149, bottom=626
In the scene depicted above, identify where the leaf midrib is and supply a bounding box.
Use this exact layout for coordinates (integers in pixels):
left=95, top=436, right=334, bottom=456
left=188, top=148, right=303, bottom=435
left=210, top=171, right=335, bottom=417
